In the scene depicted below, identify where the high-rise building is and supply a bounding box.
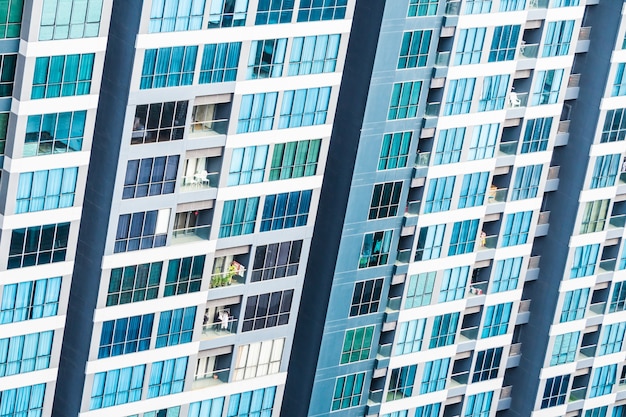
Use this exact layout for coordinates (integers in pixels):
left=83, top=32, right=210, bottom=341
left=2, top=1, right=626, bottom=417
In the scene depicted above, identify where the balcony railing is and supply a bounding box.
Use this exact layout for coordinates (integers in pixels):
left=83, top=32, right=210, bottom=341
left=579, top=27, right=591, bottom=41
left=378, top=343, right=392, bottom=358
left=190, top=119, right=229, bottom=137
left=579, top=344, right=597, bottom=358
left=499, top=141, right=518, bottom=156
left=209, top=268, right=246, bottom=288
left=510, top=343, right=522, bottom=356
left=436, top=52, right=451, bottom=66
left=425, top=102, right=441, bottom=117
left=460, top=326, right=479, bottom=341
left=201, top=318, right=238, bottom=339
left=588, top=302, right=606, bottom=316
left=415, top=152, right=431, bottom=167
left=519, top=300, right=531, bottom=313
left=610, top=214, right=626, bottom=228
left=468, top=281, right=488, bottom=296
left=369, top=390, right=383, bottom=404
left=528, top=256, right=541, bottom=270
left=558, top=120, right=570, bottom=134
left=569, top=387, right=587, bottom=402
left=171, top=225, right=211, bottom=244
left=450, top=371, right=469, bottom=386
left=500, top=386, right=513, bottom=399
left=599, top=258, right=616, bottom=273
left=488, top=188, right=507, bottom=204
left=529, top=0, right=549, bottom=8
left=396, top=248, right=411, bottom=264
left=406, top=201, right=421, bottom=216
left=506, top=91, right=529, bottom=108
left=387, top=297, right=402, bottom=312
left=538, top=211, right=550, bottom=225
left=192, top=368, right=230, bottom=389
left=547, top=166, right=560, bottom=180
left=445, top=1, right=461, bottom=15
left=519, top=43, right=539, bottom=59
left=478, top=235, right=497, bottom=250
left=568, top=74, right=581, bottom=88
left=181, top=171, right=219, bottom=192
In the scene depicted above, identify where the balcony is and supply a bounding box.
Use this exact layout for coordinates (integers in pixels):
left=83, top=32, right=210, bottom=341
left=180, top=171, right=219, bottom=192
left=368, top=390, right=383, bottom=405
left=488, top=188, right=508, bottom=204
left=445, top=1, right=461, bottom=15
left=171, top=225, right=211, bottom=244
left=529, top=0, right=548, bottom=8
left=209, top=267, right=246, bottom=289
left=459, top=326, right=479, bottom=341
left=201, top=317, right=238, bottom=340
left=569, top=387, right=587, bottom=402
left=190, top=99, right=231, bottom=138
left=588, top=302, right=606, bottom=316
left=192, top=368, right=230, bottom=389
left=610, top=214, right=626, bottom=229
left=499, top=141, right=518, bottom=156
left=579, top=27, right=591, bottom=41
left=435, top=52, right=451, bottom=67
left=396, top=249, right=411, bottom=265
left=578, top=344, right=597, bottom=359
left=568, top=74, right=581, bottom=88
left=599, top=258, right=617, bottom=273
left=506, top=91, right=529, bottom=109
left=477, top=235, right=498, bottom=250
left=377, top=343, right=392, bottom=359
left=468, top=281, right=488, bottom=296
left=386, top=297, right=402, bottom=312
left=425, top=102, right=441, bottom=117
left=450, top=371, right=470, bottom=387
left=519, top=43, right=539, bottom=59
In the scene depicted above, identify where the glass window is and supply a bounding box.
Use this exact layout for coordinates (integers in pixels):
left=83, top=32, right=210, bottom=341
left=16, top=167, right=78, bottom=213
left=502, top=211, right=533, bottom=247
left=156, top=307, right=196, bottom=347
left=598, top=322, right=626, bottom=355
left=570, top=244, right=599, bottom=278
left=0, top=384, right=46, bottom=416
left=188, top=398, right=225, bottom=417
left=455, top=28, right=485, bottom=65
left=350, top=278, right=383, bottom=316
left=106, top=262, right=162, bottom=306
left=478, top=74, right=510, bottom=111
left=256, top=0, right=293, bottom=24
left=297, top=0, right=347, bottom=22
left=543, top=20, right=575, bottom=57
left=0, top=0, right=23, bottom=39
left=228, top=145, right=268, bottom=185
left=511, top=164, right=542, bottom=200
left=398, top=30, right=431, bottom=69
left=242, top=290, right=293, bottom=331
left=532, top=69, right=565, bottom=105
left=199, top=42, right=241, bottom=83
left=228, top=387, right=276, bottom=416
left=383, top=411, right=408, bottom=417
left=395, top=319, right=425, bottom=355
left=279, top=87, right=331, bottom=128
left=219, top=197, right=259, bottom=237
left=388, top=81, right=421, bottom=120
left=522, top=117, right=552, bottom=152
left=610, top=281, right=626, bottom=313
left=0, top=277, right=61, bottom=324
left=415, top=224, right=445, bottom=261
left=458, top=171, right=489, bottom=208
left=550, top=332, right=580, bottom=365
left=32, top=53, right=94, bottom=99
left=590, top=364, right=617, bottom=398
left=40, top=0, right=102, bottom=40
left=492, top=257, right=522, bottom=292
left=541, top=375, right=569, bottom=408
left=468, top=123, right=498, bottom=160
left=25, top=110, right=86, bottom=156
left=90, top=365, right=146, bottom=409
left=586, top=407, right=608, bottom=417
left=560, top=288, right=589, bottom=322
left=481, top=303, right=512, bottom=338
left=439, top=266, right=469, bottom=302
left=421, top=358, right=449, bottom=393
left=0, top=53, right=16, bottom=97
left=465, top=391, right=493, bottom=417
left=489, top=25, right=519, bottom=62
left=591, top=154, right=620, bottom=188
left=405, top=272, right=434, bottom=308
left=247, top=39, right=287, bottom=79
left=464, top=0, right=491, bottom=14
left=613, top=406, right=626, bottom=417
left=331, top=373, right=364, bottom=411
left=260, top=190, right=312, bottom=231
left=123, top=156, right=178, bottom=199
left=379, top=131, right=411, bottom=169
left=614, top=63, right=626, bottom=96
left=444, top=78, right=475, bottom=115
left=140, top=46, right=197, bottom=89
left=387, top=365, right=417, bottom=401
left=237, top=92, right=278, bottom=133
left=149, top=0, right=204, bottom=32
left=288, top=34, right=340, bottom=76
left=340, top=326, right=374, bottom=364
left=234, top=338, right=284, bottom=380
left=0, top=111, right=7, bottom=157
left=408, top=0, right=437, bottom=16
left=251, top=240, right=302, bottom=282
left=424, top=176, right=455, bottom=213
left=358, top=230, right=393, bottom=268
left=601, top=109, right=626, bottom=143
left=473, top=348, right=502, bottom=381
left=415, top=404, right=441, bottom=417
left=0, top=331, right=53, bottom=376
left=449, top=219, right=479, bottom=256
left=580, top=200, right=610, bottom=234
left=8, top=223, right=70, bottom=269
left=147, top=357, right=188, bottom=398
left=551, top=0, right=579, bottom=5
left=98, top=314, right=154, bottom=358
left=114, top=210, right=169, bottom=253
left=132, top=101, right=188, bottom=144
left=270, top=139, right=320, bottom=180
left=164, top=256, right=204, bottom=296
left=208, top=0, right=248, bottom=28
left=429, top=312, right=459, bottom=348
left=434, top=127, right=464, bottom=164
left=499, top=0, right=524, bottom=10
left=369, top=182, right=402, bottom=219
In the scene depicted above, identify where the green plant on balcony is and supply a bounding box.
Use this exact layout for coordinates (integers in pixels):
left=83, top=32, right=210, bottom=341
left=210, top=264, right=237, bottom=288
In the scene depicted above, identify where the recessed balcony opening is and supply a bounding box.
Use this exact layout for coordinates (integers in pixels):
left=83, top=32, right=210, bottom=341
left=499, top=125, right=520, bottom=156
left=193, top=350, right=232, bottom=389
left=570, top=374, right=589, bottom=402
left=172, top=209, right=212, bottom=244
left=469, top=262, right=492, bottom=296
left=589, top=287, right=609, bottom=316
left=599, top=243, right=619, bottom=273
left=181, top=153, right=222, bottom=191
left=479, top=218, right=501, bottom=250
left=579, top=329, right=599, bottom=359
left=190, top=95, right=231, bottom=137
left=202, top=297, right=241, bottom=340
left=459, top=310, right=482, bottom=341
left=521, top=26, right=542, bottom=48
left=443, top=401, right=462, bottom=417
left=210, top=252, right=250, bottom=289
left=450, top=355, right=472, bottom=387
left=489, top=171, right=511, bottom=204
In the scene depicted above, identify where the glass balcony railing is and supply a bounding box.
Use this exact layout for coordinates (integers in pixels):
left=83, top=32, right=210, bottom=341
left=369, top=390, right=383, bottom=404
left=588, top=302, right=606, bottom=316
left=444, top=1, right=461, bottom=15
left=538, top=211, right=550, bottom=225
left=599, top=258, right=616, bottom=273
left=450, top=371, right=469, bottom=386
left=405, top=201, right=421, bottom=215
left=500, top=386, right=513, bottom=400
left=519, top=300, right=531, bottom=313
left=478, top=235, right=497, bottom=250
left=425, top=102, right=441, bottom=117
left=558, top=120, right=570, bottom=134
left=415, top=152, right=431, bottom=167
left=579, top=27, right=591, bottom=41
left=396, top=249, right=411, bottom=264
left=509, top=343, right=522, bottom=356
left=499, top=141, right=518, bottom=155
left=528, top=256, right=541, bottom=270
left=192, top=368, right=230, bottom=389
left=460, top=326, right=479, bottom=341
left=519, top=43, right=539, bottom=59
left=190, top=119, right=229, bottom=137
left=468, top=281, right=488, bottom=296
left=171, top=225, right=211, bottom=244
left=181, top=171, right=220, bottom=192
left=378, top=343, right=392, bottom=358
left=209, top=268, right=246, bottom=289
left=435, top=52, right=451, bottom=66
left=569, top=387, right=587, bottom=402
left=529, top=0, right=549, bottom=8
left=568, top=74, right=581, bottom=88
left=488, top=188, right=507, bottom=204
left=201, top=318, right=238, bottom=339
left=610, top=214, right=626, bottom=228
left=386, top=297, right=402, bottom=312
left=506, top=91, right=528, bottom=108
left=579, top=344, right=597, bottom=358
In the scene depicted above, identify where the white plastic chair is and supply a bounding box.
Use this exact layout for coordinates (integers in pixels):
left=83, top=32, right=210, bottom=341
left=509, top=92, right=521, bottom=108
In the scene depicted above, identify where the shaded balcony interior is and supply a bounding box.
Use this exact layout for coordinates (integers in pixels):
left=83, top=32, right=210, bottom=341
left=443, top=401, right=462, bottom=417
left=489, top=170, right=512, bottom=204
left=190, top=94, right=232, bottom=137
left=193, top=348, right=232, bottom=389
left=210, top=249, right=250, bottom=288
left=479, top=216, right=501, bottom=250
left=459, top=310, right=482, bottom=342
left=578, top=329, right=599, bottom=359
left=469, top=261, right=492, bottom=295
left=519, top=25, right=543, bottom=59
left=589, top=285, right=609, bottom=316
left=450, top=353, right=472, bottom=387
left=599, top=242, right=619, bottom=273
left=181, top=150, right=222, bottom=191
left=171, top=208, right=213, bottom=244
left=499, top=124, right=521, bottom=156
left=202, top=296, right=241, bottom=340
left=569, top=374, right=589, bottom=402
